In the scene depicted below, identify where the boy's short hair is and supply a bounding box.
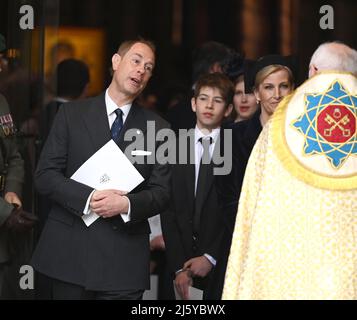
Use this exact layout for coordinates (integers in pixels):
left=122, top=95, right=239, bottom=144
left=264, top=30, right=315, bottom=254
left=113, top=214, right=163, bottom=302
left=193, top=72, right=234, bottom=107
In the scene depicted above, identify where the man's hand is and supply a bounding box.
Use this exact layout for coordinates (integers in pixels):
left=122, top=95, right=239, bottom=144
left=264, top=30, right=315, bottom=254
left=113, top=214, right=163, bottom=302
left=150, top=235, right=165, bottom=251
left=90, top=190, right=129, bottom=218
left=4, top=192, right=22, bottom=208
left=183, top=256, right=213, bottom=278
left=174, top=270, right=193, bottom=300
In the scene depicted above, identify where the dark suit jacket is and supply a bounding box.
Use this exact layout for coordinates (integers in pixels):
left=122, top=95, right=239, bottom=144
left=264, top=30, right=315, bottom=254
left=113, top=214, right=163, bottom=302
left=161, top=132, right=224, bottom=290
left=207, top=110, right=262, bottom=299
left=40, top=100, right=63, bottom=145
left=31, top=93, right=171, bottom=291
left=36, top=100, right=64, bottom=240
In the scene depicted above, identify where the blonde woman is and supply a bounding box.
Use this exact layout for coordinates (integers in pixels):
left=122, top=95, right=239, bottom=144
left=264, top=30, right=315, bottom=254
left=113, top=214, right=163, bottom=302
left=212, top=55, right=295, bottom=299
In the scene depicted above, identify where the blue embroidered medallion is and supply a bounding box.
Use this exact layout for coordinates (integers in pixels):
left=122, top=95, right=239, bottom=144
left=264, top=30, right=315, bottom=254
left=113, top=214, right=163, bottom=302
left=292, top=80, right=357, bottom=169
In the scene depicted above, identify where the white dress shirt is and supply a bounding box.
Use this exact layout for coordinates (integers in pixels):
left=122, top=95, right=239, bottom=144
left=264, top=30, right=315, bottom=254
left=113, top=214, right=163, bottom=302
left=83, top=89, right=132, bottom=223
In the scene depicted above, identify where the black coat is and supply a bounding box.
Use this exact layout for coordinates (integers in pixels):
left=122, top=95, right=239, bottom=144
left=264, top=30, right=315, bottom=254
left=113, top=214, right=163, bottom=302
left=36, top=100, right=64, bottom=240
left=40, top=100, right=63, bottom=145
left=31, top=93, right=171, bottom=291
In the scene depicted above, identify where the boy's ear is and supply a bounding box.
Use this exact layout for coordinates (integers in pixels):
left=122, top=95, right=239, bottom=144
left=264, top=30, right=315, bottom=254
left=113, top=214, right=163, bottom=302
left=225, top=103, right=233, bottom=118
left=191, top=97, right=197, bottom=113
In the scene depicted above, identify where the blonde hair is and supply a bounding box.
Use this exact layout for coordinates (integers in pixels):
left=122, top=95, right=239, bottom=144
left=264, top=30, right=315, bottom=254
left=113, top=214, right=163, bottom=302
left=255, top=65, right=294, bottom=89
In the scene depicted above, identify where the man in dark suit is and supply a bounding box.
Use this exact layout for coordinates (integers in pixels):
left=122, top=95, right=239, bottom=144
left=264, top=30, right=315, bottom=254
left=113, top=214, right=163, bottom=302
left=162, top=73, right=233, bottom=300
left=31, top=39, right=171, bottom=300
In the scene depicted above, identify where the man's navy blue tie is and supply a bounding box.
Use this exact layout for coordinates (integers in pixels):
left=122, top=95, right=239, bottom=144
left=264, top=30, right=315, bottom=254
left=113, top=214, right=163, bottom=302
left=111, top=108, right=123, bottom=145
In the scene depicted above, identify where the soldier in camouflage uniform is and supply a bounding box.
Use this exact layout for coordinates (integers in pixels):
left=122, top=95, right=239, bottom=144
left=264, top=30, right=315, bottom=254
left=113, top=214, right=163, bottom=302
left=0, top=33, right=37, bottom=298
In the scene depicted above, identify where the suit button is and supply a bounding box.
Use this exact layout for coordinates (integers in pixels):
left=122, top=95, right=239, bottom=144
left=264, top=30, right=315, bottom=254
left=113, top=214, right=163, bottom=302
left=112, top=226, right=118, bottom=231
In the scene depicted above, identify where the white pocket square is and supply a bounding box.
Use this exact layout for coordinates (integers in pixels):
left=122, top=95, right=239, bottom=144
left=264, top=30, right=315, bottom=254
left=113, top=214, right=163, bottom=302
left=131, top=150, right=152, bottom=156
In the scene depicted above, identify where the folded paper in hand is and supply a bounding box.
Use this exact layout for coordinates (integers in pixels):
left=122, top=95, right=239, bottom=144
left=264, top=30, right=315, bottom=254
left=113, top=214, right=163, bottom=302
left=71, top=140, right=144, bottom=226
left=148, top=214, right=162, bottom=241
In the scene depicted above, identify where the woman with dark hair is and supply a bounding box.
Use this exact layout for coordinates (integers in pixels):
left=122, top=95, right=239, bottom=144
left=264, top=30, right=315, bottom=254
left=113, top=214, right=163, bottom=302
left=229, top=60, right=258, bottom=123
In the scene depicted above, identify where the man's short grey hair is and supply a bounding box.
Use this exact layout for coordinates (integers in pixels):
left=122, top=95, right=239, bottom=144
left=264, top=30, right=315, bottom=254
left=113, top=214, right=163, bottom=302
left=309, top=41, right=357, bottom=75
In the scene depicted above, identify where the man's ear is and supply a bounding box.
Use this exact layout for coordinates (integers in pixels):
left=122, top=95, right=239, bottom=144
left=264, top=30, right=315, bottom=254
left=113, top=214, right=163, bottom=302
left=112, top=53, right=121, bottom=71
left=225, top=103, right=233, bottom=117
left=308, top=64, right=318, bottom=78
left=191, top=97, right=197, bottom=113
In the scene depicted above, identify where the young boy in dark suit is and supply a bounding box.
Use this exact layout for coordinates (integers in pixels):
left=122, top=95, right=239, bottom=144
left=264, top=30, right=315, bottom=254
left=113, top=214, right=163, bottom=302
left=162, top=72, right=233, bottom=300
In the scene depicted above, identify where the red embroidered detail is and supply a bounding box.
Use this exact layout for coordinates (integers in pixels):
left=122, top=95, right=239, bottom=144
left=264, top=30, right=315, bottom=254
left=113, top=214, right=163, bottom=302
left=317, top=105, right=356, bottom=143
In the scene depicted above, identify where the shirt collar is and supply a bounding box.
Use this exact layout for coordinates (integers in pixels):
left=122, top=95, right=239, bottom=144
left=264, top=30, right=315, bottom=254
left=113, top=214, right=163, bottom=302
left=105, top=89, right=132, bottom=118
left=194, top=125, right=220, bottom=145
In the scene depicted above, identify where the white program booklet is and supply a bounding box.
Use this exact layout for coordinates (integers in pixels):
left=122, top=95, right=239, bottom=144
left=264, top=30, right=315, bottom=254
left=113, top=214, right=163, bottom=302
left=173, top=281, right=204, bottom=300
left=148, top=214, right=162, bottom=241
left=70, top=140, right=144, bottom=226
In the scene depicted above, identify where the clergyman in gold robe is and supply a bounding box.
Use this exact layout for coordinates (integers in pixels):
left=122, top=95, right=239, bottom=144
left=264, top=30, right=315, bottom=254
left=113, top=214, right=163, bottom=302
left=222, top=42, right=357, bottom=300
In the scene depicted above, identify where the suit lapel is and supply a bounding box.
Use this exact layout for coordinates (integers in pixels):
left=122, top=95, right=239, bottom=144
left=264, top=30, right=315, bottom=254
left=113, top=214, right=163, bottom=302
left=117, top=103, right=147, bottom=152
left=82, top=93, right=111, bottom=153
left=184, top=162, right=196, bottom=211
left=181, top=135, right=195, bottom=216
left=83, top=99, right=148, bottom=156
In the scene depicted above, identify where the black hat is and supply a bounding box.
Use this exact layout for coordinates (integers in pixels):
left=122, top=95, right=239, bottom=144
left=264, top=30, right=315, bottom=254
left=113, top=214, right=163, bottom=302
left=240, top=59, right=256, bottom=94
left=247, top=54, right=295, bottom=93
left=0, top=33, right=6, bottom=53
